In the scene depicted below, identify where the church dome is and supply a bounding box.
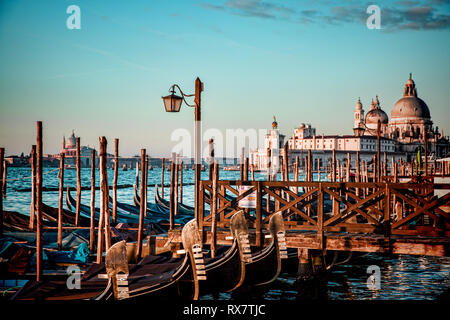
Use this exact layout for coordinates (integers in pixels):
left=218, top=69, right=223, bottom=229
left=391, top=96, right=430, bottom=119
left=390, top=73, right=431, bottom=120
left=365, top=108, right=389, bottom=124
left=365, top=95, right=388, bottom=125
left=66, top=130, right=76, bottom=149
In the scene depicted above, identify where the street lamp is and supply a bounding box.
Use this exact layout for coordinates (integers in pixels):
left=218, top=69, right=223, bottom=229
left=162, top=77, right=203, bottom=224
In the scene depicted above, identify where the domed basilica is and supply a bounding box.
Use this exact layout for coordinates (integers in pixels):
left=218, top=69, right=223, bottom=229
left=353, top=74, right=449, bottom=158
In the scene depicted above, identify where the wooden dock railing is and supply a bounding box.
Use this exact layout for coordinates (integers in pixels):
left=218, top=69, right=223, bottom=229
left=198, top=179, right=450, bottom=249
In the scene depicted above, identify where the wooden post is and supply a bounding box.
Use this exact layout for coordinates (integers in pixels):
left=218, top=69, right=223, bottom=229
left=255, top=181, right=262, bottom=247
left=377, top=120, right=381, bottom=182
left=113, top=138, right=119, bottom=224
left=244, top=157, right=249, bottom=181
left=240, top=147, right=244, bottom=181
left=332, top=149, right=336, bottom=182
left=169, top=157, right=175, bottom=230
left=36, top=122, right=43, bottom=281
left=100, top=137, right=111, bottom=252
left=266, top=148, right=271, bottom=181
left=266, top=148, right=271, bottom=213
left=332, top=149, right=337, bottom=216
left=2, top=160, right=6, bottom=198
left=161, top=158, right=165, bottom=198
left=137, top=149, right=146, bottom=261
left=317, top=158, right=321, bottom=182
left=294, top=156, right=299, bottom=194
left=346, top=153, right=351, bottom=183
left=284, top=143, right=289, bottom=182
left=96, top=138, right=106, bottom=264
left=29, top=145, right=36, bottom=230
left=211, top=161, right=218, bottom=258
left=89, top=149, right=95, bottom=253
left=317, top=183, right=324, bottom=250
left=383, top=152, right=387, bottom=180
left=180, top=160, right=183, bottom=204
left=0, top=148, right=3, bottom=237
left=135, top=161, right=139, bottom=187
left=308, top=150, right=312, bottom=182
left=209, top=139, right=214, bottom=181
left=424, top=128, right=428, bottom=176
left=356, top=151, right=360, bottom=196
left=145, top=155, right=148, bottom=218
left=339, top=159, right=343, bottom=182
left=174, top=155, right=179, bottom=216
left=57, top=153, right=64, bottom=250
left=75, top=137, right=81, bottom=227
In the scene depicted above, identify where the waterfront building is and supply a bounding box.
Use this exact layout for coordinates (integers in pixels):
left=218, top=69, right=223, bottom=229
left=250, top=74, right=450, bottom=172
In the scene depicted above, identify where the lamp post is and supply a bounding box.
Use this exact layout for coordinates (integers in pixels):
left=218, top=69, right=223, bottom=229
left=162, top=77, right=203, bottom=223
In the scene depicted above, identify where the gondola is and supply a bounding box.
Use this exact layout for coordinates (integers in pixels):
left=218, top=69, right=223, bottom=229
left=41, top=202, right=92, bottom=227
left=1, top=210, right=57, bottom=232
left=153, top=184, right=195, bottom=216
left=65, top=188, right=171, bottom=234
left=235, top=211, right=285, bottom=288
left=179, top=212, right=247, bottom=298
left=133, top=184, right=196, bottom=217
left=11, top=238, right=194, bottom=301
left=132, top=184, right=169, bottom=214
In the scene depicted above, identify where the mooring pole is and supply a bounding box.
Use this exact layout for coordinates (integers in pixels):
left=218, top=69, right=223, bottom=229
left=209, top=138, right=214, bottom=181
left=2, top=160, right=6, bottom=198
left=161, top=158, right=165, bottom=198
left=169, top=158, right=175, bottom=230
left=377, top=120, right=381, bottom=182
left=96, top=138, right=106, bottom=264
left=137, top=149, right=146, bottom=261
left=113, top=138, right=119, bottom=224
left=29, top=145, right=36, bottom=230
left=0, top=148, right=4, bottom=237
left=36, top=121, right=43, bottom=281
left=90, top=149, right=96, bottom=253
left=211, top=161, right=218, bottom=258
left=57, top=153, right=64, bottom=250
left=100, top=137, right=111, bottom=252
left=75, top=137, right=81, bottom=226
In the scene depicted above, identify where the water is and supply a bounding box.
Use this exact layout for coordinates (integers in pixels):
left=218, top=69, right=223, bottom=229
left=2, top=167, right=449, bottom=300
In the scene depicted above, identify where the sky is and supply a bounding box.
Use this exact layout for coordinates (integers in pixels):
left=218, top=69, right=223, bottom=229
left=0, top=0, right=449, bottom=158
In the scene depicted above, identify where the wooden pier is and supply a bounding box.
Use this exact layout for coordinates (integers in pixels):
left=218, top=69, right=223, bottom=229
left=151, top=178, right=449, bottom=257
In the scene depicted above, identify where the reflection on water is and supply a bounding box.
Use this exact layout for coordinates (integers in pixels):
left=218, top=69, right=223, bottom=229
left=3, top=168, right=450, bottom=300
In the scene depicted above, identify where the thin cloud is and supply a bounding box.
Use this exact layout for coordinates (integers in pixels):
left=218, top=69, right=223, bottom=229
left=201, top=0, right=450, bottom=31
left=200, top=0, right=294, bottom=19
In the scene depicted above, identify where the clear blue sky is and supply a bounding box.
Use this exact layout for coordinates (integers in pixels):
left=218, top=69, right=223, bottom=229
left=1, top=0, right=449, bottom=157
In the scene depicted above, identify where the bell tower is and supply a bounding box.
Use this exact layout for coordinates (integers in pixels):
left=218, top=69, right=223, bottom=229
left=353, top=98, right=365, bottom=136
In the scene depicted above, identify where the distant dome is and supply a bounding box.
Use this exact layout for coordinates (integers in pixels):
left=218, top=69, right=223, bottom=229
left=390, top=74, right=431, bottom=120
left=391, top=96, right=430, bottom=119
left=366, top=108, right=389, bottom=124
left=66, top=131, right=76, bottom=149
